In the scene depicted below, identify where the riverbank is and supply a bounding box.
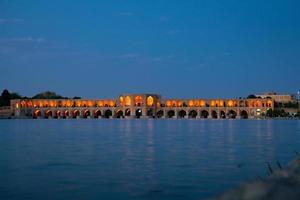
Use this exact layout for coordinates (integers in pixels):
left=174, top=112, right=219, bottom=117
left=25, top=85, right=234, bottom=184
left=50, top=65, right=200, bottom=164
left=213, top=156, right=300, bottom=200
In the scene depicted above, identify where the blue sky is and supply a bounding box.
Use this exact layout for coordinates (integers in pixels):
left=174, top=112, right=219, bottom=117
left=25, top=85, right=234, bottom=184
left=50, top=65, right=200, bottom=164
left=0, top=0, right=299, bottom=98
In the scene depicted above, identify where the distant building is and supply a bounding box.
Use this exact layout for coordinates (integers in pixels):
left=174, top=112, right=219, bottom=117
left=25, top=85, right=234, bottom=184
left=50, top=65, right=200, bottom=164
left=255, top=92, right=296, bottom=103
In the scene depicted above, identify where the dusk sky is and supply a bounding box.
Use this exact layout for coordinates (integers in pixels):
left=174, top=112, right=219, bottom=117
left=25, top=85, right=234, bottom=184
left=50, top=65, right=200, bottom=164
left=0, top=0, right=299, bottom=99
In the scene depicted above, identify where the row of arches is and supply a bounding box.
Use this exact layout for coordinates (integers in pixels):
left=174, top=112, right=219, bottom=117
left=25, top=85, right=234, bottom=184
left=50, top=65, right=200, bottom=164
left=157, top=110, right=248, bottom=119
left=33, top=108, right=249, bottom=119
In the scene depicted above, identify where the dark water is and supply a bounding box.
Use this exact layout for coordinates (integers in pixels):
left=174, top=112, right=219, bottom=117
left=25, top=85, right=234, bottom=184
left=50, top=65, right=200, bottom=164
left=0, top=119, right=299, bottom=200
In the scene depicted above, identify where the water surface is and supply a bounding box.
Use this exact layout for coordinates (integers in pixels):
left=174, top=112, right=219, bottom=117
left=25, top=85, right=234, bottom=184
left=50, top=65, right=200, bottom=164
left=0, top=119, right=299, bottom=200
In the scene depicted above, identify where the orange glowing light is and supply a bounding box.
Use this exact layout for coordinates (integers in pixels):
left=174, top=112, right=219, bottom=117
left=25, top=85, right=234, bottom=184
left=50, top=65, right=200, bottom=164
left=177, top=100, right=183, bottom=107
left=97, top=100, right=103, bottom=107
left=27, top=101, right=33, bottom=108
left=210, top=100, right=216, bottom=107
left=38, top=101, right=43, bottom=108
left=76, top=100, right=82, bottom=107
left=21, top=100, right=26, bottom=108
left=227, top=100, right=234, bottom=107
left=87, top=100, right=93, bottom=107
left=134, top=96, right=143, bottom=106
left=267, top=100, right=272, bottom=107
left=166, top=100, right=171, bottom=107
left=147, top=96, right=154, bottom=106
left=188, top=100, right=194, bottom=107
left=15, top=102, right=19, bottom=109
left=256, top=100, right=262, bottom=107
left=119, top=96, right=124, bottom=106
left=125, top=96, right=131, bottom=106
left=171, top=100, right=177, bottom=107
left=200, top=100, right=206, bottom=107
left=66, top=100, right=72, bottom=107
left=109, top=100, right=115, bottom=107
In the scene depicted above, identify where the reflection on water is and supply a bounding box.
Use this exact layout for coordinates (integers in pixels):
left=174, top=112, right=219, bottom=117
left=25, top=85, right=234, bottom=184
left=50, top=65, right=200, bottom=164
left=0, top=119, right=299, bottom=200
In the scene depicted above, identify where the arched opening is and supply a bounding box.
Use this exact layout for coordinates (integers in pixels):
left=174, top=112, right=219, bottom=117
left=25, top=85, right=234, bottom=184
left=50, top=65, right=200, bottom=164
left=45, top=110, right=52, bottom=119
left=94, top=110, right=101, bottom=118
left=33, top=110, right=41, bottom=119
left=135, top=109, right=142, bottom=118
left=63, top=110, right=69, bottom=118
left=115, top=110, right=123, bottom=118
left=134, top=96, right=143, bottom=106
left=178, top=110, right=186, bottom=118
left=104, top=110, right=112, bottom=118
left=157, top=110, right=164, bottom=118
left=211, top=110, right=218, bottom=119
left=228, top=110, right=237, bottom=119
left=147, top=109, right=153, bottom=117
left=72, top=110, right=80, bottom=118
left=55, top=110, right=61, bottom=119
left=220, top=111, right=226, bottom=119
left=200, top=110, right=209, bottom=118
left=83, top=110, right=91, bottom=118
left=147, top=96, right=154, bottom=106
left=188, top=110, right=197, bottom=118
left=125, top=96, right=131, bottom=106
left=240, top=110, right=248, bottom=119
left=125, top=108, right=131, bottom=117
left=167, top=110, right=175, bottom=118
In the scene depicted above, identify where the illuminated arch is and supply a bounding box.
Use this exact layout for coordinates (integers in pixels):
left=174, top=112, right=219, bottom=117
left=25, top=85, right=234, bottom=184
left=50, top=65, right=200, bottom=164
left=266, top=100, right=273, bottom=108
left=63, top=110, right=69, bottom=118
left=119, top=96, right=124, bottom=106
left=188, top=100, right=194, bottom=107
left=166, top=100, right=171, bottom=107
left=210, top=100, right=216, bottom=107
left=66, top=100, right=72, bottom=107
left=21, top=100, right=26, bottom=108
left=109, top=100, right=115, bottom=107
left=15, top=102, right=19, bottom=109
left=97, top=100, right=103, bottom=107
left=227, top=100, right=234, bottom=107
left=125, top=96, right=131, bottom=106
left=177, top=100, right=183, bottom=107
left=199, top=100, right=206, bottom=107
left=256, top=100, right=262, bottom=107
left=27, top=101, right=33, bottom=108
left=172, top=100, right=177, bottom=107
left=147, top=96, right=154, bottom=106
left=134, top=96, right=143, bottom=106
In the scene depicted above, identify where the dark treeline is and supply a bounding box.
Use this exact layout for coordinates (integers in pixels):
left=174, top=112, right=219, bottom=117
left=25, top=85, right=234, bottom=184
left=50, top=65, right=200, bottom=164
left=0, top=89, right=81, bottom=107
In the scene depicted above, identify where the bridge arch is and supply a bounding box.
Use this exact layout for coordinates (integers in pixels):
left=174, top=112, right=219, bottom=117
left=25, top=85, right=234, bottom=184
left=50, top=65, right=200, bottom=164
left=211, top=110, right=218, bottom=119
left=72, top=110, right=80, bottom=118
left=220, top=110, right=226, bottom=119
left=157, top=110, right=164, bottom=118
left=55, top=110, right=61, bottom=118
left=83, top=110, right=91, bottom=118
left=104, top=109, right=112, bottom=118
left=240, top=110, right=248, bottom=119
left=33, top=109, right=41, bottom=119
left=178, top=110, right=186, bottom=118
left=188, top=110, right=197, bottom=118
left=115, top=110, right=123, bottom=118
left=125, top=108, right=131, bottom=117
left=63, top=110, right=69, bottom=118
left=147, top=109, right=153, bottom=117
left=167, top=110, right=175, bottom=118
left=94, top=110, right=101, bottom=118
left=228, top=110, right=237, bottom=119
left=45, top=110, right=52, bottom=119
left=135, top=109, right=142, bottom=118
left=200, top=110, right=209, bottom=118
